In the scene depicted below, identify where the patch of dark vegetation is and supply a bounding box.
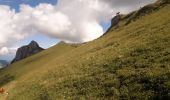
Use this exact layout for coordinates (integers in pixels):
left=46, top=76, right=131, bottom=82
left=36, top=87, right=51, bottom=100
left=109, top=52, right=153, bottom=69
left=140, top=73, right=170, bottom=100
left=115, top=67, right=170, bottom=99
left=27, top=83, right=52, bottom=100
left=97, top=46, right=170, bottom=99
left=0, top=74, right=15, bottom=86
left=53, top=72, right=120, bottom=99
left=51, top=57, right=170, bottom=100
left=104, top=42, right=120, bottom=48
left=108, top=45, right=170, bottom=69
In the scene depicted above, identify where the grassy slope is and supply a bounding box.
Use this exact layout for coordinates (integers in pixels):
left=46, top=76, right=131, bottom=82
left=0, top=3, right=170, bottom=100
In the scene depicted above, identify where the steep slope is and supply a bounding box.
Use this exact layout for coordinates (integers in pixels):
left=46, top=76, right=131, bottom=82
left=107, top=0, right=170, bottom=32
left=11, top=41, right=44, bottom=64
left=0, top=1, right=170, bottom=100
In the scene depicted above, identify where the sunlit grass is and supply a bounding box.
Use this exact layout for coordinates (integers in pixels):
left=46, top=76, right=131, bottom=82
left=0, top=3, right=170, bottom=100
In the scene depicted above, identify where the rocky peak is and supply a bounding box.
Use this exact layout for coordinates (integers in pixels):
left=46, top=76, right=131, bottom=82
left=11, top=40, right=44, bottom=64
left=111, top=12, right=121, bottom=28
left=29, top=40, right=39, bottom=47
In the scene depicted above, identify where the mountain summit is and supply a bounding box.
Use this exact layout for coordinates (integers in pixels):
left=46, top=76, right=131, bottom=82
left=11, top=41, right=44, bottom=64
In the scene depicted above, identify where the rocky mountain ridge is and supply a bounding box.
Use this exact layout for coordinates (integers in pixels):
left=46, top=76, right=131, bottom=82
left=11, top=41, right=44, bottom=64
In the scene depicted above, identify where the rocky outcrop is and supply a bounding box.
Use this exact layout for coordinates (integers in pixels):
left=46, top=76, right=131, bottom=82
left=124, top=0, right=170, bottom=25
left=111, top=13, right=121, bottom=27
left=11, top=41, right=44, bottom=64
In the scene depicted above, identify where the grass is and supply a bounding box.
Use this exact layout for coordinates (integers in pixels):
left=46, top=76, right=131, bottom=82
left=0, top=1, right=170, bottom=100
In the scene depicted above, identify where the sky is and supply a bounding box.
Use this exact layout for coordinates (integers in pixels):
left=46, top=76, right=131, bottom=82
left=0, top=0, right=156, bottom=61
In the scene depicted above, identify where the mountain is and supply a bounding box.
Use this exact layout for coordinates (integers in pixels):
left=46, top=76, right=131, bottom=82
left=0, top=60, right=8, bottom=68
left=11, top=40, right=44, bottom=64
left=0, top=0, right=170, bottom=99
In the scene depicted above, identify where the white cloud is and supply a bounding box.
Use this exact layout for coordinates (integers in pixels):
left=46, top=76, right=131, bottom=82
left=0, top=47, right=9, bottom=55
left=0, top=47, right=17, bottom=55
left=0, top=0, right=157, bottom=56
left=15, top=1, right=112, bottom=43
left=0, top=5, right=29, bottom=49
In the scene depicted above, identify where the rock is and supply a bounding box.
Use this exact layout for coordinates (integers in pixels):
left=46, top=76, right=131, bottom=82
left=102, top=13, right=121, bottom=36
left=111, top=12, right=121, bottom=28
left=11, top=40, right=44, bottom=64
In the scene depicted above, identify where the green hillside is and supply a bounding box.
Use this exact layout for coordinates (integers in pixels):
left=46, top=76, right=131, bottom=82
left=0, top=0, right=170, bottom=100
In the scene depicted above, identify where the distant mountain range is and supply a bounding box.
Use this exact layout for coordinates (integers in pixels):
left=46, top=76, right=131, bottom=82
left=0, top=60, right=8, bottom=68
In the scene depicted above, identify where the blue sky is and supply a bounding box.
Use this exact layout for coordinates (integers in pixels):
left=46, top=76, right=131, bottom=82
left=0, top=0, right=57, bottom=11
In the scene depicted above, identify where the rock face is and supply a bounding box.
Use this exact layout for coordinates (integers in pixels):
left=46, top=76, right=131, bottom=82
left=111, top=13, right=121, bottom=27
left=11, top=41, right=44, bottom=64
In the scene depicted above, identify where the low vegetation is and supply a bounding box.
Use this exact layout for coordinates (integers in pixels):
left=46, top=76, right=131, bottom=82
left=0, top=0, right=170, bottom=100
